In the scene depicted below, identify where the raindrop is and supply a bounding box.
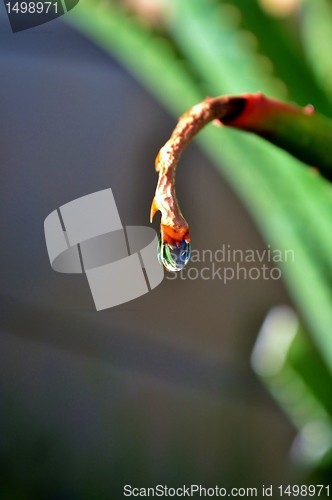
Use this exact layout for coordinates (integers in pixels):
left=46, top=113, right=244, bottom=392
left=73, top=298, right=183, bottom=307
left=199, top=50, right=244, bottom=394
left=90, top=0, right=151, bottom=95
left=157, top=237, right=191, bottom=272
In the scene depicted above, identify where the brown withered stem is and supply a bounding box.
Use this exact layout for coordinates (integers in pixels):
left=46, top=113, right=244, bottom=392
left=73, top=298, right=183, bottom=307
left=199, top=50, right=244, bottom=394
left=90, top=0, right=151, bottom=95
left=150, top=93, right=332, bottom=248
left=150, top=95, right=246, bottom=248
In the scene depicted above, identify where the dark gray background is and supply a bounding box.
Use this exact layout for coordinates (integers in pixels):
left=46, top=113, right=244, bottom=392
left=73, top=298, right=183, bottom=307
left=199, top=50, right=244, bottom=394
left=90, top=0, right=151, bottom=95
left=0, top=5, right=301, bottom=498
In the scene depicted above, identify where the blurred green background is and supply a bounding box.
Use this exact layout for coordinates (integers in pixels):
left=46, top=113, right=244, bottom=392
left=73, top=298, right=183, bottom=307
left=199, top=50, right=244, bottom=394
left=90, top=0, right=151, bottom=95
left=1, top=0, right=332, bottom=497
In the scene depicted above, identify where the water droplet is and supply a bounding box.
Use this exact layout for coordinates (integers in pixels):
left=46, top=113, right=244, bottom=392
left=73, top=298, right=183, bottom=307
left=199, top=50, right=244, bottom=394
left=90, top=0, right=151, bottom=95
left=157, top=237, right=191, bottom=272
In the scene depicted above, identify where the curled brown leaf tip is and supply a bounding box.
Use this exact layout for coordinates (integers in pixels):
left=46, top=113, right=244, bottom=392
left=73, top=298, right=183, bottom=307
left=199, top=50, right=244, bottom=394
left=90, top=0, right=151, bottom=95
left=151, top=95, right=245, bottom=245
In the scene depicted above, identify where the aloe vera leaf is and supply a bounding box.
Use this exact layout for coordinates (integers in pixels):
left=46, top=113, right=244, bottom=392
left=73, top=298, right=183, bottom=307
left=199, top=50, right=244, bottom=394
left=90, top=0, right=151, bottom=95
left=218, top=93, right=332, bottom=179
left=252, top=308, right=332, bottom=466
left=66, top=2, right=203, bottom=113
left=225, top=0, right=332, bottom=114
left=301, top=0, right=332, bottom=105
left=67, top=1, right=332, bottom=373
left=166, top=1, right=332, bottom=265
